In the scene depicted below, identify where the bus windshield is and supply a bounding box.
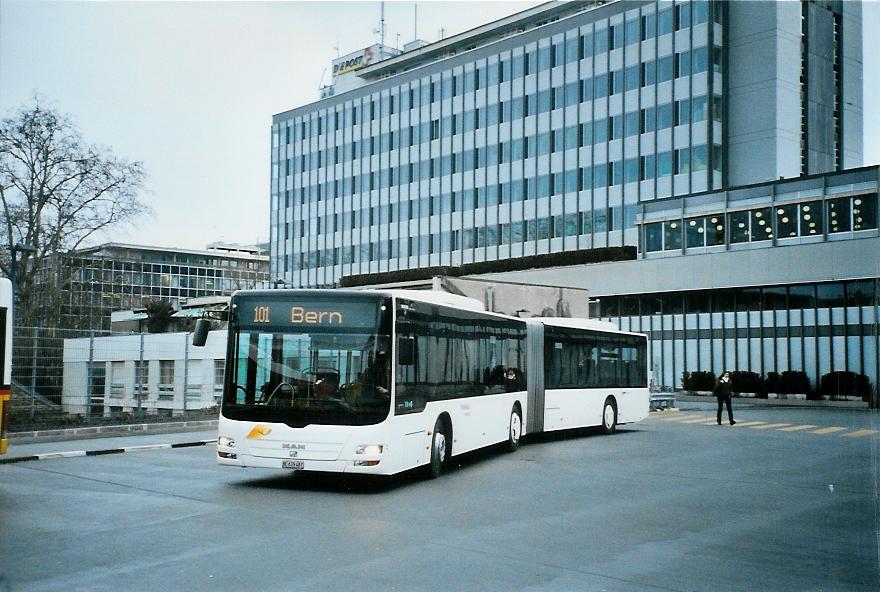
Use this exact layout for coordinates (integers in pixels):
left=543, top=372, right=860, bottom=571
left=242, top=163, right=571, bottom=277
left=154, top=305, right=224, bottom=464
left=222, top=295, right=392, bottom=427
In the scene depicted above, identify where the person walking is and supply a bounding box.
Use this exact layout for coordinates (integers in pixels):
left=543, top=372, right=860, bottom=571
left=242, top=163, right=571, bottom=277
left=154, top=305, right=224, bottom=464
left=714, top=371, right=736, bottom=425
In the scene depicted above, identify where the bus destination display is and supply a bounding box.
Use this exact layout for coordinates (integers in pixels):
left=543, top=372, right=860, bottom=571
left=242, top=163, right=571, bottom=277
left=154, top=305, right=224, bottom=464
left=235, top=297, right=382, bottom=331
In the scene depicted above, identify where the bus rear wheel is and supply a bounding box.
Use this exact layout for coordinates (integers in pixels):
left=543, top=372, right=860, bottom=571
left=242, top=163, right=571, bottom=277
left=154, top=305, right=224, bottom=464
left=506, top=407, right=522, bottom=452
left=429, top=419, right=448, bottom=479
left=601, top=398, right=617, bottom=435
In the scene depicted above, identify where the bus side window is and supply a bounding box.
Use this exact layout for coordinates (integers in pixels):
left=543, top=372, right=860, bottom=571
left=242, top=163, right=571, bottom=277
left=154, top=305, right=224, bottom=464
left=398, top=336, right=415, bottom=365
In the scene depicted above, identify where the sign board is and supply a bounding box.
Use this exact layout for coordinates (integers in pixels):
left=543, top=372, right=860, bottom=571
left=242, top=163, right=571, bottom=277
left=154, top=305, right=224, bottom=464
left=332, top=46, right=376, bottom=77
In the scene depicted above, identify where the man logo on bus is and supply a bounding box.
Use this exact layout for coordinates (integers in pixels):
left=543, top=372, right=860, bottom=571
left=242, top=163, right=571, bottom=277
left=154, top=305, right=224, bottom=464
left=290, top=306, right=343, bottom=324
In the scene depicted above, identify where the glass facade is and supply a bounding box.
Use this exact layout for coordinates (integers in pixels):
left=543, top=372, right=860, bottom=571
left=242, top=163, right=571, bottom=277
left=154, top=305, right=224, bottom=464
left=597, top=279, right=879, bottom=394
left=35, top=244, right=270, bottom=330
left=642, top=192, right=878, bottom=253
left=271, top=0, right=724, bottom=287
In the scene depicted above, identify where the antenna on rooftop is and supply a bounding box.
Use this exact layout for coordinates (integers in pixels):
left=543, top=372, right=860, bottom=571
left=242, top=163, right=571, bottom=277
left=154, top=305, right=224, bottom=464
left=414, top=3, right=418, bottom=40
left=373, top=1, right=387, bottom=46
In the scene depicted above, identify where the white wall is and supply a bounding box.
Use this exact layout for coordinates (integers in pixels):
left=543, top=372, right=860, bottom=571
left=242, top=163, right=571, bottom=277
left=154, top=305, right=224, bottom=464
left=62, top=330, right=228, bottom=416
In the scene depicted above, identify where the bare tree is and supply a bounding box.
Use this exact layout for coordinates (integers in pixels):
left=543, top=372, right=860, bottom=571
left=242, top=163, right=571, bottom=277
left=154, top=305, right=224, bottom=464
left=0, top=97, right=148, bottom=324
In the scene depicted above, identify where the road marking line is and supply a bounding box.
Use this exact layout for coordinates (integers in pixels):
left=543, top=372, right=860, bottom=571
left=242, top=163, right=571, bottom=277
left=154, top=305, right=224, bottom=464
left=778, top=425, right=818, bottom=432
left=649, top=408, right=681, bottom=415
left=123, top=444, right=172, bottom=452
left=729, top=421, right=767, bottom=427
left=750, top=423, right=792, bottom=430
left=811, top=427, right=847, bottom=435
left=841, top=429, right=878, bottom=438
left=655, top=414, right=699, bottom=422
left=701, top=421, right=723, bottom=425
left=679, top=417, right=713, bottom=424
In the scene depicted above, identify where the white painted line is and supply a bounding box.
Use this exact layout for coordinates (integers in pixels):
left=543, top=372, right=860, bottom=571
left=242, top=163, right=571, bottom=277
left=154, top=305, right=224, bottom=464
left=654, top=414, right=699, bottom=421
left=811, top=427, right=847, bottom=435
left=841, top=429, right=878, bottom=438
left=123, top=444, right=172, bottom=452
left=778, top=425, right=818, bottom=432
left=37, top=451, right=87, bottom=460
left=750, top=423, right=792, bottom=430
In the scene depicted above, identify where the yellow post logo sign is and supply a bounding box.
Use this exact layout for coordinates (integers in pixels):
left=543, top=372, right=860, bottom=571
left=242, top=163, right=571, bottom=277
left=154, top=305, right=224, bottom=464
left=332, top=47, right=375, bottom=77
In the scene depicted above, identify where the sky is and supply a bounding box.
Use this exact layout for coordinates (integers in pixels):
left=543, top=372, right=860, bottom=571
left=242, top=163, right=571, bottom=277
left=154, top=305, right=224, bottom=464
left=1, top=0, right=878, bottom=253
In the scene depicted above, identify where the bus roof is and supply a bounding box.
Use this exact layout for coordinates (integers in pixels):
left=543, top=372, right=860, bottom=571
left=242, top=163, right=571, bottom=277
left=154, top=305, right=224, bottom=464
left=228, top=288, right=643, bottom=336
left=384, top=289, right=485, bottom=311
left=231, top=288, right=486, bottom=312
left=532, top=316, right=645, bottom=337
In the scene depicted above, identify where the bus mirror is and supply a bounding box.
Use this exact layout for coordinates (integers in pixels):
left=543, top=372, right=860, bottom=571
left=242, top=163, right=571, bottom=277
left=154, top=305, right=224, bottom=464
left=192, top=319, right=211, bottom=347
left=398, top=336, right=415, bottom=366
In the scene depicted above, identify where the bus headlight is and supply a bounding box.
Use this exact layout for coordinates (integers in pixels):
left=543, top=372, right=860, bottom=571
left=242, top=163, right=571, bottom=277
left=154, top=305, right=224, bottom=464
left=355, top=444, right=384, bottom=455
left=218, top=436, right=236, bottom=448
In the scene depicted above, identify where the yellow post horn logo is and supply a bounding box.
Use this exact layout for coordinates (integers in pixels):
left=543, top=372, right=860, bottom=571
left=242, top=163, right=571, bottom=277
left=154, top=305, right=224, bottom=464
left=247, top=425, right=272, bottom=439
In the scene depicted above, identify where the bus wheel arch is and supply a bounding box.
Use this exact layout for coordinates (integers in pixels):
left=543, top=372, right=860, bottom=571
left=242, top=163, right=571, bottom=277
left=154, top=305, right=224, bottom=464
left=506, top=403, right=523, bottom=453
left=601, top=396, right=618, bottom=435
left=429, top=413, right=452, bottom=478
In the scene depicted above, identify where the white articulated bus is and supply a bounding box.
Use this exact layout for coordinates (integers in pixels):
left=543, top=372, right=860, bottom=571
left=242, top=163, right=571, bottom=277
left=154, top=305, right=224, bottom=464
left=205, top=289, right=648, bottom=478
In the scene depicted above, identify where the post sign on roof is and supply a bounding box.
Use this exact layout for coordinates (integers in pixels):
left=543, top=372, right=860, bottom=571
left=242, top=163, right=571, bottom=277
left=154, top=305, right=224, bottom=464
left=332, top=46, right=376, bottom=77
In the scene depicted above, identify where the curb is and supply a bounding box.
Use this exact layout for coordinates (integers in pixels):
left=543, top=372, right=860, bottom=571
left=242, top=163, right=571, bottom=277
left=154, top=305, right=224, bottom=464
left=0, top=438, right=216, bottom=465
left=8, top=420, right=219, bottom=444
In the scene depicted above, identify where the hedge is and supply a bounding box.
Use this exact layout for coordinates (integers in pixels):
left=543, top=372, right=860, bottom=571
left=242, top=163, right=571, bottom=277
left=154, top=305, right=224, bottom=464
left=819, top=371, right=872, bottom=402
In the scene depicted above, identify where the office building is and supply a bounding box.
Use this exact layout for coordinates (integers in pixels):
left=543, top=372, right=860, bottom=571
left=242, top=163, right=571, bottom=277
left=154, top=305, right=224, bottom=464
left=36, top=243, right=269, bottom=330
left=269, top=0, right=876, bottom=397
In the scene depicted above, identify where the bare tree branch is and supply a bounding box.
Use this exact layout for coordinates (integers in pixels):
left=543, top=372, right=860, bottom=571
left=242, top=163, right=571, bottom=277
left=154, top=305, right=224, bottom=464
left=0, top=97, right=150, bottom=326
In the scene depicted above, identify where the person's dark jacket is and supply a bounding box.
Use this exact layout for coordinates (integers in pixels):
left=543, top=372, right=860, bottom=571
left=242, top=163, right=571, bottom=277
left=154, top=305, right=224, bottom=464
left=714, top=375, right=733, bottom=399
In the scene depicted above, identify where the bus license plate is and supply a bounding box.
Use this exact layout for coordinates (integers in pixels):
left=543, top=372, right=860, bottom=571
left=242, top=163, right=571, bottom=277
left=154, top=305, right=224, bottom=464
left=282, top=460, right=304, bottom=470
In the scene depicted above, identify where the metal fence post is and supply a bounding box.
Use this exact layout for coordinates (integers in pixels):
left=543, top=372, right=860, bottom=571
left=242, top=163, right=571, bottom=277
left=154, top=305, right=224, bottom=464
left=30, top=327, right=37, bottom=419
left=137, top=333, right=145, bottom=417
left=183, top=332, right=189, bottom=415
left=87, top=331, right=95, bottom=419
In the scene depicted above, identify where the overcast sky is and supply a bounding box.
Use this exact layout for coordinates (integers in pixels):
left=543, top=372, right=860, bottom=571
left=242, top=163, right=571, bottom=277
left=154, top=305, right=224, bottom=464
left=1, top=0, right=877, bottom=252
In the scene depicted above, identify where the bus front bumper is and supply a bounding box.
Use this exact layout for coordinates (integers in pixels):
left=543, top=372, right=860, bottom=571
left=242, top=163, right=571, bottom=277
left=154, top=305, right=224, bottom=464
left=218, top=452, right=390, bottom=474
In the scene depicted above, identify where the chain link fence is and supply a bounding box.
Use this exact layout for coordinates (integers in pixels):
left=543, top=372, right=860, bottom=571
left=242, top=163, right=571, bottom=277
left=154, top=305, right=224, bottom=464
left=10, top=326, right=224, bottom=432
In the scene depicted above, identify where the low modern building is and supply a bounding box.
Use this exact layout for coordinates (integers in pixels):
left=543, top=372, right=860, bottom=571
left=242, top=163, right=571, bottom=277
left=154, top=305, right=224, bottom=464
left=268, top=0, right=875, bottom=397
left=62, top=330, right=227, bottom=417
left=35, top=242, right=269, bottom=330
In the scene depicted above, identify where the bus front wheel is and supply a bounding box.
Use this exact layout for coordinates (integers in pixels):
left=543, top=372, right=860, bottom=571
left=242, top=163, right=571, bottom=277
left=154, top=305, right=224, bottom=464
left=429, top=419, right=448, bottom=478
left=506, top=406, right=522, bottom=452
left=601, top=398, right=617, bottom=435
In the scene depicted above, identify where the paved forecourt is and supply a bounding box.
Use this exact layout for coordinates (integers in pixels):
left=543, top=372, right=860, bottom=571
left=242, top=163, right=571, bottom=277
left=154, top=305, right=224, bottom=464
left=0, top=405, right=877, bottom=592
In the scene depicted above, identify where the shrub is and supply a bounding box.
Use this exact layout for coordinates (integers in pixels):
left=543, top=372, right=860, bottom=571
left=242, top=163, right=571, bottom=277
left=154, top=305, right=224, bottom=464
left=819, top=371, right=872, bottom=402
left=766, top=370, right=811, bottom=395
left=765, top=372, right=782, bottom=394
left=681, top=370, right=716, bottom=392
left=730, top=371, right=766, bottom=397
left=779, top=370, right=811, bottom=395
